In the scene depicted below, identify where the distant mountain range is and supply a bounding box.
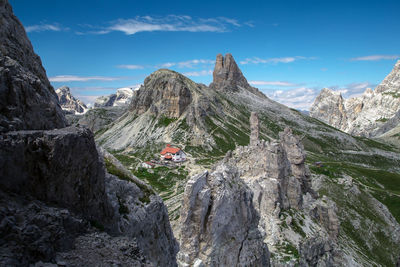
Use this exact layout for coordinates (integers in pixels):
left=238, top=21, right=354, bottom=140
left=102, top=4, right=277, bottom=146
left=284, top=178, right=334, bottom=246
left=310, top=60, right=400, bottom=139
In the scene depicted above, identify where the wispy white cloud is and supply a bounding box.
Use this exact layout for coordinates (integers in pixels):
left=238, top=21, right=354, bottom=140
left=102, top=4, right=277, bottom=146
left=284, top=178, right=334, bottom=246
left=240, top=56, right=316, bottom=65
left=263, top=87, right=318, bottom=110
left=49, top=75, right=123, bottom=82
left=183, top=69, right=213, bottom=77
left=88, top=15, right=245, bottom=35
left=249, top=80, right=299, bottom=87
left=116, top=64, right=145, bottom=70
left=75, top=95, right=101, bottom=106
left=350, top=55, right=400, bottom=61
left=159, top=59, right=215, bottom=69
left=330, top=82, right=376, bottom=99
left=262, top=81, right=376, bottom=111
left=25, top=23, right=67, bottom=33
left=244, top=21, right=255, bottom=27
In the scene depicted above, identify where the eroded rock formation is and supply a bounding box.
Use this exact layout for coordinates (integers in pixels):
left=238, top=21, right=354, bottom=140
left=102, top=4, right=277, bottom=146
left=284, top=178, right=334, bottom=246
left=217, top=113, right=340, bottom=265
left=250, top=111, right=259, bottom=146
left=309, top=88, right=348, bottom=131
left=177, top=166, right=269, bottom=267
left=130, top=69, right=193, bottom=118
left=210, top=53, right=266, bottom=98
left=56, top=86, right=87, bottom=114
left=310, top=60, right=400, bottom=137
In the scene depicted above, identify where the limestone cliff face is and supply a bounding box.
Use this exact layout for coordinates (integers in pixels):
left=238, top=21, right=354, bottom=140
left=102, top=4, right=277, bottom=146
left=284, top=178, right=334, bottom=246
left=130, top=69, right=193, bottom=118
left=94, top=86, right=136, bottom=108
left=210, top=53, right=266, bottom=98
left=310, top=60, right=400, bottom=137
left=0, top=0, right=66, bottom=132
left=309, top=88, right=348, bottom=131
left=219, top=114, right=340, bottom=265
left=177, top=167, right=269, bottom=267
left=250, top=111, right=259, bottom=146
left=375, top=60, right=400, bottom=93
left=56, top=86, right=88, bottom=114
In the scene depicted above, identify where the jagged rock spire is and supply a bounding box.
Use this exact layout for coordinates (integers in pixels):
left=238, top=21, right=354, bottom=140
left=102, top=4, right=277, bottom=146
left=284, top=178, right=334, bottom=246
left=210, top=53, right=267, bottom=98
left=250, top=111, right=259, bottom=146
left=56, top=86, right=88, bottom=114
left=375, top=59, right=400, bottom=93
left=210, top=53, right=250, bottom=91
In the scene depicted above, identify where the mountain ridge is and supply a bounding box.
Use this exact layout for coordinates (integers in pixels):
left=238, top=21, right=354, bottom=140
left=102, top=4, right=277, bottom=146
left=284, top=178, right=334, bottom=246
left=95, top=52, right=400, bottom=266
left=310, top=60, right=400, bottom=138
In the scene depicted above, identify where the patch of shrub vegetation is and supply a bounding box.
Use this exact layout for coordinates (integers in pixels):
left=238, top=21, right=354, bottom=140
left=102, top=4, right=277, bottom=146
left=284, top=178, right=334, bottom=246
left=157, top=115, right=177, bottom=127
left=104, top=158, right=131, bottom=181
left=117, top=195, right=129, bottom=214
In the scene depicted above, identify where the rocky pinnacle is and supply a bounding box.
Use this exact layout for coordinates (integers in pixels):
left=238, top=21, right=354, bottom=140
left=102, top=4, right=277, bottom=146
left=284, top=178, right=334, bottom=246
left=210, top=53, right=267, bottom=98
left=210, top=53, right=250, bottom=91
left=250, top=111, right=259, bottom=146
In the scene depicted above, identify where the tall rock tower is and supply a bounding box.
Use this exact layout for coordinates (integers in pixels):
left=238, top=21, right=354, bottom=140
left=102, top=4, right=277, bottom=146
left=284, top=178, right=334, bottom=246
left=250, top=111, right=259, bottom=146
left=209, top=53, right=266, bottom=98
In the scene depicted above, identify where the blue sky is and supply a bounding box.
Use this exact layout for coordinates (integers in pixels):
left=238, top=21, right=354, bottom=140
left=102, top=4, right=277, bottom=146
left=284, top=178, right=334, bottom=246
left=10, top=0, right=400, bottom=110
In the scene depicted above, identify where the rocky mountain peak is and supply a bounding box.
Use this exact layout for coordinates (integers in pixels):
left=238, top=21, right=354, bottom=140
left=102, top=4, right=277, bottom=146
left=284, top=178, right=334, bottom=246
left=94, top=86, right=136, bottom=108
left=0, top=0, right=66, bottom=132
left=210, top=53, right=266, bottom=98
left=364, top=87, right=374, bottom=95
left=375, top=59, right=400, bottom=93
left=310, top=60, right=400, bottom=137
left=130, top=69, right=194, bottom=118
left=309, top=88, right=348, bottom=131
left=56, top=86, right=87, bottom=114
left=211, top=53, right=248, bottom=90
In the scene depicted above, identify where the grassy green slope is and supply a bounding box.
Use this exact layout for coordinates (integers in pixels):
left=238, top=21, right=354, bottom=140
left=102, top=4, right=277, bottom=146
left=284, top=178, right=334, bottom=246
left=96, top=86, right=400, bottom=266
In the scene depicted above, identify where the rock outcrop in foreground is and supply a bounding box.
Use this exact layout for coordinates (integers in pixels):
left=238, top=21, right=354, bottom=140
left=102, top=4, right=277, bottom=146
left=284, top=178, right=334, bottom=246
left=178, top=113, right=340, bottom=266
left=310, top=60, right=400, bottom=137
left=177, top=167, right=269, bottom=266
left=56, top=86, right=88, bottom=114
left=0, top=0, right=66, bottom=132
left=0, top=126, right=178, bottom=266
left=0, top=1, right=178, bottom=265
left=0, top=127, right=110, bottom=222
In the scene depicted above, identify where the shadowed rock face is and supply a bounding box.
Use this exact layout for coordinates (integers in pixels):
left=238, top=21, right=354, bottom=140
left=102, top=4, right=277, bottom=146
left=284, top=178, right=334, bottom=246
left=0, top=0, right=66, bottom=132
left=0, top=1, right=179, bottom=266
left=130, top=69, right=193, bottom=118
left=0, top=127, right=112, bottom=222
